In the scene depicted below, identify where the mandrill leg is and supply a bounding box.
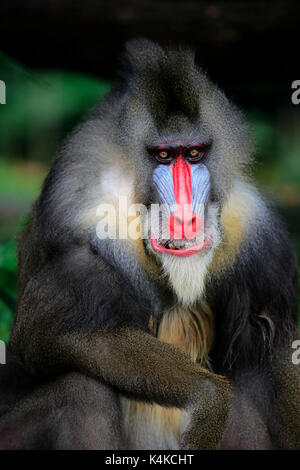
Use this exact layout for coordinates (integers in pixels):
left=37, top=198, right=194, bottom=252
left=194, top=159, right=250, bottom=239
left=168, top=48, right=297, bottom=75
left=219, top=338, right=300, bottom=450
left=0, top=372, right=124, bottom=450
left=220, top=387, right=272, bottom=450
left=268, top=340, right=300, bottom=450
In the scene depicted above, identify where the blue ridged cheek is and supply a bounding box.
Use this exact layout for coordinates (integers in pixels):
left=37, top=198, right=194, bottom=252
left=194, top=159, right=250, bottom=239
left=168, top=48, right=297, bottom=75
left=152, top=162, right=210, bottom=215
left=191, top=163, right=211, bottom=214
left=153, top=165, right=176, bottom=210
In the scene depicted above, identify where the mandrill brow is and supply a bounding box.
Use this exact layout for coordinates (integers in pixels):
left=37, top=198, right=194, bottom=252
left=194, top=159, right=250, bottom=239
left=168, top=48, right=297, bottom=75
left=0, top=38, right=299, bottom=451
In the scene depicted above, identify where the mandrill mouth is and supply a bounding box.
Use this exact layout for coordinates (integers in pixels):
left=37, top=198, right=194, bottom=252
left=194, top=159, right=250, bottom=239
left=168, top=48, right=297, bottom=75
left=151, top=234, right=213, bottom=257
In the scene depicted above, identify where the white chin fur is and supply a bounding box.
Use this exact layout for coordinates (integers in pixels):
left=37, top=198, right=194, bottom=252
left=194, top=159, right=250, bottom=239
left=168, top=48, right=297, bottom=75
left=147, top=203, right=221, bottom=307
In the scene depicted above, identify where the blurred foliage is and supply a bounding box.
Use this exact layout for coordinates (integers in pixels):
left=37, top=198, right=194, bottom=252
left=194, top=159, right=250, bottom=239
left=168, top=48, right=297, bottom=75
left=0, top=55, right=111, bottom=340
left=0, top=240, right=17, bottom=342
left=0, top=53, right=299, bottom=341
left=0, top=52, right=111, bottom=163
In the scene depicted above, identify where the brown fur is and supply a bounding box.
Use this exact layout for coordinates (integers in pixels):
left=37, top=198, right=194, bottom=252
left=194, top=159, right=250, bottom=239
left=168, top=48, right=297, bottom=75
left=122, top=302, right=215, bottom=449
left=209, top=181, right=256, bottom=277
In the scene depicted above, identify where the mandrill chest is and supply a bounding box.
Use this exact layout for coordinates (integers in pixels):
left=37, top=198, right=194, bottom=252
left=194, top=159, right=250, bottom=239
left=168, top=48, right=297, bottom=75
left=121, top=303, right=214, bottom=450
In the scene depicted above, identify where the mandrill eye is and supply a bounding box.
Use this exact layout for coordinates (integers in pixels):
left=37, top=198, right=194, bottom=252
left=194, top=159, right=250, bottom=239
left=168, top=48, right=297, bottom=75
left=155, top=149, right=173, bottom=164
left=190, top=149, right=199, bottom=158
left=159, top=150, right=169, bottom=159
left=187, top=147, right=206, bottom=163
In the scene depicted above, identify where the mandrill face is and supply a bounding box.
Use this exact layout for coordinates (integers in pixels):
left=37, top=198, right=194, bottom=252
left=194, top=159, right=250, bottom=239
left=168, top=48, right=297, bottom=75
left=109, top=41, right=254, bottom=295
left=149, top=142, right=213, bottom=257
left=143, top=139, right=223, bottom=306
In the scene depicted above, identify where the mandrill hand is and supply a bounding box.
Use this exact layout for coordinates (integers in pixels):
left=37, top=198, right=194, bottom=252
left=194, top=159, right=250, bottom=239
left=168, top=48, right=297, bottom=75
left=181, top=375, right=231, bottom=450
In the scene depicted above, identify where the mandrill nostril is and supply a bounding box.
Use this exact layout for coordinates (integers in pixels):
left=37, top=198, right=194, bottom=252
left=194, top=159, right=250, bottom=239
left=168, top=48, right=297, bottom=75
left=188, top=216, right=197, bottom=226
left=169, top=211, right=202, bottom=240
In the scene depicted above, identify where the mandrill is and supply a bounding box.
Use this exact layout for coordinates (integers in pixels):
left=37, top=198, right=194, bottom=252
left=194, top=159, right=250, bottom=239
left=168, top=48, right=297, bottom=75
left=0, top=39, right=299, bottom=450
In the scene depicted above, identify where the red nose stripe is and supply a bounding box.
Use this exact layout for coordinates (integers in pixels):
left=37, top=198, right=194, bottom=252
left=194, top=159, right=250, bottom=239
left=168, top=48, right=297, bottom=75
left=171, top=156, right=192, bottom=205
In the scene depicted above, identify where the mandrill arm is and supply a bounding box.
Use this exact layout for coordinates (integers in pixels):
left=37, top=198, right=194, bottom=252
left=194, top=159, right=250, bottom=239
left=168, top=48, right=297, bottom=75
left=48, top=328, right=230, bottom=449
left=9, top=251, right=231, bottom=450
